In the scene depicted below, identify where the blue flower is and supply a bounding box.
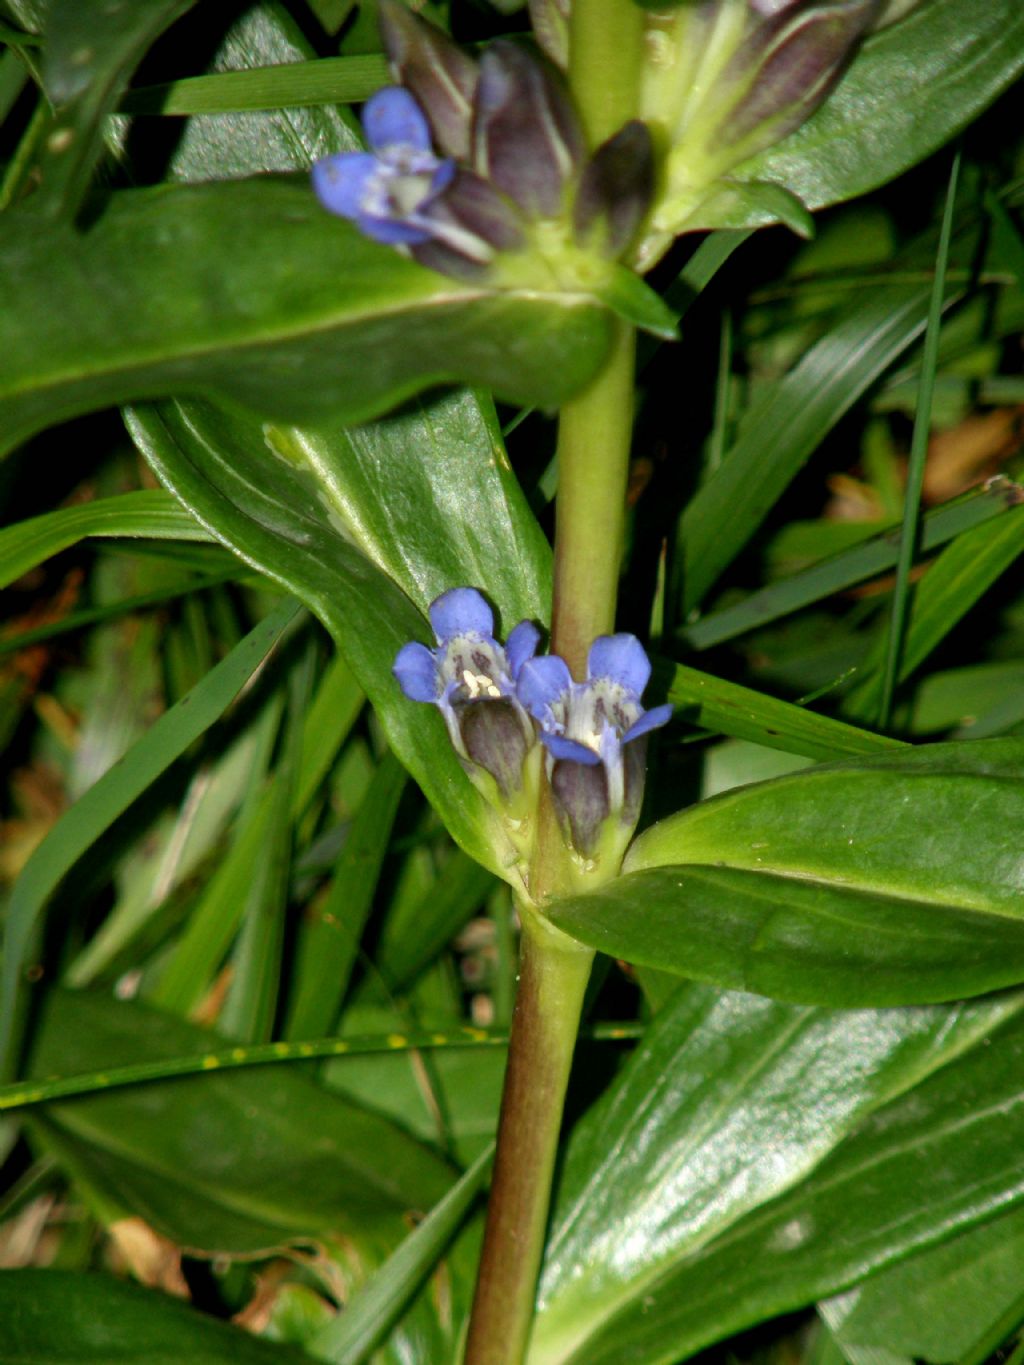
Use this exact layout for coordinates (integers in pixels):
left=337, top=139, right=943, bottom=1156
left=518, top=635, right=672, bottom=857
left=394, top=588, right=540, bottom=802
left=312, top=86, right=455, bottom=246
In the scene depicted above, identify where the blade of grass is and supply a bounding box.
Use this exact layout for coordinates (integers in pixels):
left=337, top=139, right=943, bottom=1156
left=0, top=491, right=212, bottom=592
left=0, top=1022, right=644, bottom=1112
left=220, top=637, right=316, bottom=1041
left=374, top=849, right=495, bottom=995
left=285, top=751, right=406, bottom=1041
left=0, top=571, right=246, bottom=656
left=0, top=597, right=303, bottom=1080
left=311, top=1143, right=494, bottom=1365
left=844, top=504, right=1024, bottom=725
left=682, top=479, right=1022, bottom=650
left=149, top=684, right=286, bottom=1015
left=292, top=653, right=364, bottom=821
left=877, top=150, right=962, bottom=729
left=120, top=53, right=389, bottom=115
left=661, top=658, right=906, bottom=762
left=678, top=273, right=968, bottom=614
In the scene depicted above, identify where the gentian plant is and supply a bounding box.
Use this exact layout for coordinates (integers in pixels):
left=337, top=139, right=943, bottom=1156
left=3, top=3, right=1024, bottom=1365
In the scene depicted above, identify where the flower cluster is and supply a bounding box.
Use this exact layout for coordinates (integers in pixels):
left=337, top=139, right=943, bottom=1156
left=394, top=588, right=671, bottom=868
left=312, top=1, right=654, bottom=284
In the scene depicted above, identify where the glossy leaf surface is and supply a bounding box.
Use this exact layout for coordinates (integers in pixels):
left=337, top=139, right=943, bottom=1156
left=545, top=740, right=1024, bottom=1005
left=0, top=179, right=613, bottom=458
left=126, top=393, right=548, bottom=879
left=566, top=1001, right=1024, bottom=1364
left=531, top=980, right=1024, bottom=1364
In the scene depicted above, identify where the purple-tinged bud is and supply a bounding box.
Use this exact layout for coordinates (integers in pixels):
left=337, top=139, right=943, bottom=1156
left=472, top=41, right=585, bottom=220
left=721, top=0, right=881, bottom=155
left=378, top=0, right=478, bottom=160
left=574, top=121, right=655, bottom=258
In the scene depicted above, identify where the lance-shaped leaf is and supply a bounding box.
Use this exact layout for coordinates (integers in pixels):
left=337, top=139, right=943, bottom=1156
left=530, top=980, right=1024, bottom=1365
left=0, top=178, right=613, bottom=460
left=544, top=739, right=1024, bottom=1006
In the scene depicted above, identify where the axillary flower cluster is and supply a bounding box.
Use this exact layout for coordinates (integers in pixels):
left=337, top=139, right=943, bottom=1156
left=394, top=589, right=671, bottom=878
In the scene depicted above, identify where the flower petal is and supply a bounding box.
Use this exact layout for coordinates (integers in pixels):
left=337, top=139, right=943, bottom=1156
left=393, top=641, right=440, bottom=701
left=363, top=86, right=434, bottom=152
left=517, top=654, right=573, bottom=718
left=505, top=620, right=541, bottom=678
left=429, top=587, right=494, bottom=642
left=587, top=633, right=651, bottom=695
left=356, top=212, right=434, bottom=245
left=623, top=702, right=673, bottom=744
left=312, top=153, right=380, bottom=220
left=544, top=732, right=602, bottom=765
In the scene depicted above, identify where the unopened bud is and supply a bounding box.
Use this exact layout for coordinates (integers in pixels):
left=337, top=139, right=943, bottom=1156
left=473, top=41, right=585, bottom=219
left=378, top=0, right=478, bottom=159
left=575, top=121, right=655, bottom=258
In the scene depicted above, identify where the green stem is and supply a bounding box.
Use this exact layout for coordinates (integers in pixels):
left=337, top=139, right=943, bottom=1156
left=550, top=322, right=637, bottom=678
left=463, top=7, right=645, bottom=1359
left=463, top=915, right=594, bottom=1365
left=568, top=0, right=646, bottom=146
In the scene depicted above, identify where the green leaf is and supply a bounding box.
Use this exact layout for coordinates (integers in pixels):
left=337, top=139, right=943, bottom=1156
left=678, top=272, right=961, bottom=613
left=0, top=489, right=212, bottom=592
left=0, top=599, right=302, bottom=1081
left=531, top=980, right=1024, bottom=1364
left=312, top=1145, right=492, bottom=1364
left=544, top=739, right=1024, bottom=1005
left=662, top=658, right=902, bottom=761
left=594, top=266, right=678, bottom=340
left=0, top=1269, right=318, bottom=1365
left=27, top=988, right=454, bottom=1253
left=36, top=0, right=199, bottom=218
left=694, top=179, right=815, bottom=238
left=821, top=1204, right=1024, bottom=1365
left=737, top=0, right=1024, bottom=219
left=0, top=179, right=613, bottom=459
left=574, top=1000, right=1024, bottom=1365
left=121, top=53, right=390, bottom=115
left=124, top=393, right=548, bottom=881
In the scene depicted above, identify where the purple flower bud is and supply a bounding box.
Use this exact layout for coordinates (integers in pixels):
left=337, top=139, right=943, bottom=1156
left=394, top=588, right=540, bottom=802
left=721, top=0, right=882, bottom=155
left=473, top=40, right=585, bottom=220
left=574, top=121, right=655, bottom=258
left=518, top=635, right=672, bottom=859
left=377, top=0, right=478, bottom=160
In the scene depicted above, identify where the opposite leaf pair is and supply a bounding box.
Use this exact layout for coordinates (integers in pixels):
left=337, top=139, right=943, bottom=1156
left=394, top=588, right=671, bottom=872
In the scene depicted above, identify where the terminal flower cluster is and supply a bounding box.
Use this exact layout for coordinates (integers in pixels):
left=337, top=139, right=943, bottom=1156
left=394, top=588, right=671, bottom=865
left=312, top=0, right=654, bottom=283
